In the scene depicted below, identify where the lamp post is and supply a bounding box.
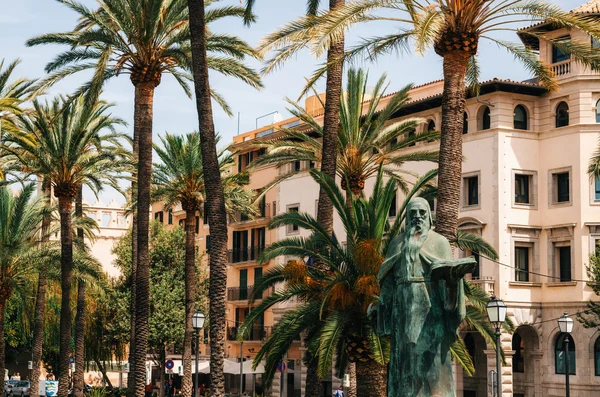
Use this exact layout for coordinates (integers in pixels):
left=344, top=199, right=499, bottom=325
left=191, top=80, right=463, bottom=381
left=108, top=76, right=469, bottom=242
left=486, top=295, right=507, bottom=397
left=192, top=312, right=205, bottom=397
left=558, top=312, right=574, bottom=397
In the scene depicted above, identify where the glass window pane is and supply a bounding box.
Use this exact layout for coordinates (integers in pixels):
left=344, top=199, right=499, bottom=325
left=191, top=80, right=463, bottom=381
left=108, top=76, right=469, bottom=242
left=482, top=107, right=491, bottom=130
left=463, top=113, right=469, bottom=134
left=557, top=172, right=570, bottom=202
left=515, top=174, right=530, bottom=204
left=555, top=333, right=576, bottom=374
left=514, top=105, right=528, bottom=130
left=515, top=246, right=530, bottom=282
left=595, top=175, right=600, bottom=200
left=559, top=246, right=571, bottom=282
left=595, top=337, right=600, bottom=376
left=556, top=102, right=569, bottom=128
left=552, top=37, right=570, bottom=63
left=467, top=176, right=478, bottom=205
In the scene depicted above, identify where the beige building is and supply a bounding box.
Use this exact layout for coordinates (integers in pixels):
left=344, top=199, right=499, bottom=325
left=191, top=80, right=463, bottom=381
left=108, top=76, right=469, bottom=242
left=222, top=3, right=600, bottom=397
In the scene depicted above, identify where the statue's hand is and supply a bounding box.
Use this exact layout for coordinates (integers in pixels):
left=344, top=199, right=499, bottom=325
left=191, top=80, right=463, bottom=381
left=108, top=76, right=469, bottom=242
left=431, top=257, right=477, bottom=282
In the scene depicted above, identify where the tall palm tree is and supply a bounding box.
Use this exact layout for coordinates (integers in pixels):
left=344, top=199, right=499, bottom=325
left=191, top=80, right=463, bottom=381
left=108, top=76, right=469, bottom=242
left=152, top=132, right=254, bottom=397
left=27, top=3, right=261, bottom=395
left=245, top=0, right=346, bottom=389
left=1, top=96, right=129, bottom=397
left=252, top=68, right=438, bottom=205
left=256, top=0, right=600, bottom=240
left=0, top=184, right=45, bottom=396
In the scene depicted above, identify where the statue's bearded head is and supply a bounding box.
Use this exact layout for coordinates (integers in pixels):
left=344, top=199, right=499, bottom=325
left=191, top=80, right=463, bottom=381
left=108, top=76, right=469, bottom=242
left=406, top=197, right=432, bottom=235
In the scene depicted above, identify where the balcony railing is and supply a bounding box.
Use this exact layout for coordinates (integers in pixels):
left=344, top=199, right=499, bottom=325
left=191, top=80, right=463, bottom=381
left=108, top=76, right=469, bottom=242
left=227, top=246, right=266, bottom=264
left=469, top=277, right=495, bottom=295
left=227, top=325, right=272, bottom=341
left=227, top=285, right=274, bottom=301
left=552, top=60, right=571, bottom=77
left=230, top=204, right=271, bottom=225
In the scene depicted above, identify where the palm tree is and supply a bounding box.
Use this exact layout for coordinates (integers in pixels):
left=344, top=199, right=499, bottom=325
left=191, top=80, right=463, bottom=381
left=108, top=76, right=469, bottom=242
left=253, top=67, right=438, bottom=206
left=27, top=3, right=261, bottom=395
left=152, top=132, right=254, bottom=397
left=245, top=0, right=347, bottom=389
left=256, top=0, right=600, bottom=240
left=0, top=184, right=45, bottom=396
left=1, top=96, right=129, bottom=397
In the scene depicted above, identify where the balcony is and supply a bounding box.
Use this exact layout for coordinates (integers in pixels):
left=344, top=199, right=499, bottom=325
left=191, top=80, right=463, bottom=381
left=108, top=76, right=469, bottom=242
left=227, top=325, right=272, bottom=341
left=551, top=60, right=570, bottom=77
left=469, top=277, right=495, bottom=295
left=227, top=246, right=266, bottom=264
left=227, top=285, right=274, bottom=302
left=229, top=204, right=271, bottom=228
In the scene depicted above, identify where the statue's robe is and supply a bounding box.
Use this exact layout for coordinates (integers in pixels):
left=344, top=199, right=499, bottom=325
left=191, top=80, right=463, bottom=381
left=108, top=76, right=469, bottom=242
left=377, top=231, right=465, bottom=397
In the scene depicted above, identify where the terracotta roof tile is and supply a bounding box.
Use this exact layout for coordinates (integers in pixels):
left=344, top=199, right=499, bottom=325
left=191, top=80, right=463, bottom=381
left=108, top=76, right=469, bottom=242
left=571, top=0, right=600, bottom=14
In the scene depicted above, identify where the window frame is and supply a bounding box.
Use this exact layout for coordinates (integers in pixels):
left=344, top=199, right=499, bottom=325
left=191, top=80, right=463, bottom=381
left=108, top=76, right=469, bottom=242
left=513, top=105, right=528, bottom=130
left=512, top=170, right=537, bottom=208
left=509, top=225, right=541, bottom=285
left=549, top=167, right=572, bottom=208
left=286, top=204, right=300, bottom=235
left=479, top=106, right=491, bottom=131
left=512, top=332, right=525, bottom=373
left=463, top=112, right=469, bottom=135
left=595, top=99, right=600, bottom=123
left=461, top=172, right=481, bottom=210
left=551, top=36, right=571, bottom=64
left=594, top=336, right=600, bottom=376
left=514, top=244, right=531, bottom=282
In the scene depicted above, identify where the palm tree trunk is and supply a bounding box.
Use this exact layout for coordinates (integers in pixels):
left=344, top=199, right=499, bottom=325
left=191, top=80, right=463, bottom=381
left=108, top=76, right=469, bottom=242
left=355, top=360, right=386, bottom=397
left=181, top=210, right=197, bottom=397
left=74, top=186, right=85, bottom=397
left=133, top=81, right=157, bottom=397
left=58, top=195, right=74, bottom=397
left=310, top=2, right=345, bottom=394
left=187, top=2, right=229, bottom=396
left=434, top=53, right=469, bottom=240
left=128, top=109, right=140, bottom=397
left=0, top=295, right=8, bottom=396
left=347, top=363, right=357, bottom=397
left=30, top=178, right=51, bottom=397
left=73, top=281, right=86, bottom=397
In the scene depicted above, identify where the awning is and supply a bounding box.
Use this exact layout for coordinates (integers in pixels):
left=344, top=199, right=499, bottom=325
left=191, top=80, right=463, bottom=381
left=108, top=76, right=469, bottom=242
left=223, top=359, right=265, bottom=375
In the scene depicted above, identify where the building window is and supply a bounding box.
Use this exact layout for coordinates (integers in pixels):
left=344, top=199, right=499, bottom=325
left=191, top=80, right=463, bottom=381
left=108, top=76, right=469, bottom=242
left=596, top=99, right=600, bottom=123
left=463, top=112, right=469, bottom=134
left=389, top=194, right=397, bottom=218
left=515, top=245, right=530, bottom=282
left=514, top=105, right=528, bottom=130
left=272, top=201, right=277, bottom=217
left=552, top=171, right=570, bottom=204
left=595, top=337, right=600, bottom=376
left=552, top=36, right=570, bottom=63
left=427, top=120, right=436, bottom=131
left=286, top=205, right=299, bottom=234
left=294, top=160, right=301, bottom=172
left=555, top=333, right=576, bottom=374
left=595, top=175, right=600, bottom=201
left=203, top=205, right=208, bottom=224
left=512, top=333, right=525, bottom=373
left=205, top=235, right=210, bottom=253
left=195, top=216, right=200, bottom=234
left=168, top=210, right=173, bottom=225
left=514, top=173, right=531, bottom=205
left=555, top=101, right=569, bottom=128
left=480, top=106, right=491, bottom=130
left=154, top=211, right=163, bottom=224
left=462, top=174, right=479, bottom=207
left=407, top=128, right=416, bottom=147
left=554, top=244, right=572, bottom=282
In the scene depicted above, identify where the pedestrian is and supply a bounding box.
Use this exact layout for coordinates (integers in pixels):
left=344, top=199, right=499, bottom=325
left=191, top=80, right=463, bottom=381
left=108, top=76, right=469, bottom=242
left=334, top=386, right=344, bottom=397
left=198, top=384, right=205, bottom=396
left=145, top=381, right=153, bottom=397
left=165, top=378, right=175, bottom=397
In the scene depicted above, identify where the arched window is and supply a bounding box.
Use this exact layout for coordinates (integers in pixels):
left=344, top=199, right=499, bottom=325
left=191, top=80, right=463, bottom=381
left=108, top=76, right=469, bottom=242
left=408, top=128, right=416, bottom=147
left=481, top=106, right=491, bottom=130
left=512, top=333, right=525, bottom=373
left=514, top=105, right=528, bottom=130
left=463, top=112, right=469, bottom=134
left=464, top=334, right=476, bottom=363
left=595, top=100, right=600, bottom=123
left=595, top=336, right=600, bottom=376
left=555, top=333, right=576, bottom=374
left=427, top=120, right=436, bottom=132
left=555, top=102, right=569, bottom=128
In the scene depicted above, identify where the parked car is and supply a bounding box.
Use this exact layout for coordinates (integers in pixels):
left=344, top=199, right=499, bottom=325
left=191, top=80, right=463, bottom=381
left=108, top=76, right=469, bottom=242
left=10, top=381, right=30, bottom=397
left=4, top=380, right=19, bottom=396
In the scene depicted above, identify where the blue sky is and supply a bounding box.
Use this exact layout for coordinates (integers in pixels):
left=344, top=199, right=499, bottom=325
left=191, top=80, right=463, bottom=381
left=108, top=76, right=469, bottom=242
left=0, top=0, right=585, bottom=203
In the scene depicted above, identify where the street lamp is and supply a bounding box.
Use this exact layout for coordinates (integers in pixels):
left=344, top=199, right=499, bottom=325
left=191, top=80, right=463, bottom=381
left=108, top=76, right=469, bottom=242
left=558, top=312, right=574, bottom=397
left=192, top=312, right=205, bottom=397
left=486, top=295, right=507, bottom=397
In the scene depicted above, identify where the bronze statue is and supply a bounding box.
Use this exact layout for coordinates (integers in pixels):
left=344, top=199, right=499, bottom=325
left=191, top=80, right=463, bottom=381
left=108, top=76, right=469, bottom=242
left=372, top=197, right=476, bottom=396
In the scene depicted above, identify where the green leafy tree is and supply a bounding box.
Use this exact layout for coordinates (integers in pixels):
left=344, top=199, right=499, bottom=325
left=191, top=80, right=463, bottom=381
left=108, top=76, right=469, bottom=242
left=1, top=96, right=129, bottom=397
left=0, top=184, right=45, bottom=394
left=152, top=132, right=254, bottom=397
left=27, top=2, right=261, bottom=395
left=256, top=0, right=600, bottom=241
left=578, top=248, right=600, bottom=329
left=252, top=68, right=438, bottom=205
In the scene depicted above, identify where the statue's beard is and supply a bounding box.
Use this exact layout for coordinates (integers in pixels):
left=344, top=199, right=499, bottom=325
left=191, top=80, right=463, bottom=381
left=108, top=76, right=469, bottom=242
left=404, top=225, right=429, bottom=267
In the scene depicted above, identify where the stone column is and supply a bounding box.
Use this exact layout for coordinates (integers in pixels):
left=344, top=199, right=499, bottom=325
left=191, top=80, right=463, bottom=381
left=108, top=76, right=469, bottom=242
left=484, top=335, right=515, bottom=397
